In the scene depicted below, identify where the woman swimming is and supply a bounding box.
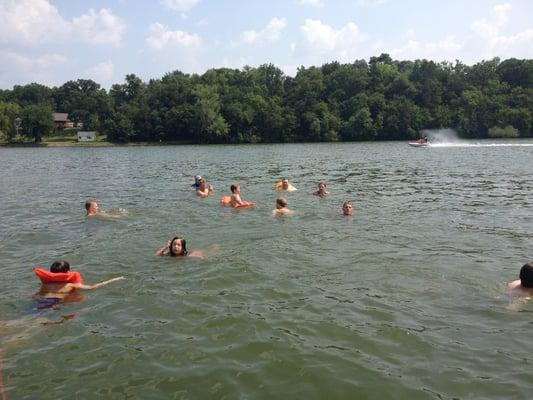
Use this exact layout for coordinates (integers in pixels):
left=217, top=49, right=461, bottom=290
left=312, top=181, right=329, bottom=197
left=155, top=236, right=204, bottom=258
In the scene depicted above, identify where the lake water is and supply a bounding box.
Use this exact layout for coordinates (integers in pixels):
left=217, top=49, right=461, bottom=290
left=1, top=140, right=532, bottom=399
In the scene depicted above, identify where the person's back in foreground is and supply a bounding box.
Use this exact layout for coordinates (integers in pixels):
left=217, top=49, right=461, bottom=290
left=507, top=261, right=533, bottom=298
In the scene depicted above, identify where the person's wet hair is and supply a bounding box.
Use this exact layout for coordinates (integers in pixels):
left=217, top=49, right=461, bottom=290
left=276, top=197, right=287, bottom=207
left=50, top=260, right=70, bottom=273
left=519, top=261, right=533, bottom=288
left=230, top=185, right=238, bottom=193
left=169, top=236, right=188, bottom=256
left=85, top=201, right=94, bottom=211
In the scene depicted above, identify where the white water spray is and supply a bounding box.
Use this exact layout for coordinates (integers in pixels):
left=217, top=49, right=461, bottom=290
left=419, top=128, right=533, bottom=147
left=420, top=128, right=460, bottom=144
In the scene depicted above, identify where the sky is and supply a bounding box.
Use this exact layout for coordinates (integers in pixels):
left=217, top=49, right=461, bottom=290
left=1, top=0, right=532, bottom=89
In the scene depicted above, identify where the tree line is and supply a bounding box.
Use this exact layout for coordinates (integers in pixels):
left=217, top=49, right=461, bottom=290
left=0, top=54, right=531, bottom=144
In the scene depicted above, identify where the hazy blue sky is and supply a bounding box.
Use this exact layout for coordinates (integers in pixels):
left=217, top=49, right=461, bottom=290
left=1, top=0, right=532, bottom=88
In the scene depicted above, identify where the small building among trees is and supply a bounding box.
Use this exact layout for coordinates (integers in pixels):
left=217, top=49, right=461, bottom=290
left=77, top=131, right=96, bottom=142
left=52, top=113, right=74, bottom=129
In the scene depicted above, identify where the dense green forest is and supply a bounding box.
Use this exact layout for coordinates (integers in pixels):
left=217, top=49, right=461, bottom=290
left=0, top=54, right=532, bottom=144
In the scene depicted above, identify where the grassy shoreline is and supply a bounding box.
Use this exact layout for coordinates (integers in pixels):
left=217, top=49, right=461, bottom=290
left=2, top=137, right=531, bottom=148
left=0, top=141, right=116, bottom=147
left=0, top=138, right=194, bottom=147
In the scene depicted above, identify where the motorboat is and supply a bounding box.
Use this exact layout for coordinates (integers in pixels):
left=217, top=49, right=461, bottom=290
left=408, top=138, right=429, bottom=147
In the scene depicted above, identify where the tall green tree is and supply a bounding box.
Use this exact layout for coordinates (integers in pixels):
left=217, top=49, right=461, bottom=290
left=192, top=85, right=229, bottom=143
left=1, top=55, right=531, bottom=143
left=54, top=79, right=111, bottom=131
left=0, top=102, right=22, bottom=142
left=20, top=104, right=54, bottom=142
left=10, top=83, right=54, bottom=107
left=103, top=111, right=134, bottom=143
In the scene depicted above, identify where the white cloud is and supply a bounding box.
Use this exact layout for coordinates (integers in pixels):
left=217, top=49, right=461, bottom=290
left=280, top=63, right=300, bottom=77
left=356, top=0, right=386, bottom=7
left=471, top=3, right=510, bottom=38
left=0, top=0, right=125, bottom=46
left=232, top=17, right=287, bottom=46
left=71, top=9, right=125, bottom=47
left=300, top=19, right=365, bottom=53
left=382, top=3, right=531, bottom=63
left=197, top=18, right=209, bottom=27
left=84, top=61, right=114, bottom=83
left=0, top=0, right=67, bottom=44
left=297, top=0, right=324, bottom=7
left=390, top=36, right=464, bottom=60
left=470, top=3, right=533, bottom=59
left=404, top=29, right=416, bottom=40
left=0, top=50, right=69, bottom=87
left=221, top=56, right=250, bottom=70
left=161, top=0, right=200, bottom=12
left=0, top=50, right=68, bottom=69
left=145, top=23, right=201, bottom=50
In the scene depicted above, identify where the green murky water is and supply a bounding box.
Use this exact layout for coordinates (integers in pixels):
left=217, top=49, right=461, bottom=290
left=1, top=140, right=532, bottom=399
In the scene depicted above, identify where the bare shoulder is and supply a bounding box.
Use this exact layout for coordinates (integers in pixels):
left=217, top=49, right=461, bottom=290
left=507, top=280, right=521, bottom=291
left=507, top=280, right=533, bottom=298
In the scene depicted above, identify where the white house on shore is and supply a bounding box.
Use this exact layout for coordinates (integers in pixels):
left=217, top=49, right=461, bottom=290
left=77, top=131, right=96, bottom=142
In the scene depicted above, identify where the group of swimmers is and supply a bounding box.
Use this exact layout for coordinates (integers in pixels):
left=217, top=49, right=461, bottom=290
left=34, top=176, right=354, bottom=307
left=34, top=175, right=531, bottom=311
left=194, top=176, right=353, bottom=217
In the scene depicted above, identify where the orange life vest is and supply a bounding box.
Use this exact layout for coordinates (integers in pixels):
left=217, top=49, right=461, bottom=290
left=34, top=267, right=83, bottom=284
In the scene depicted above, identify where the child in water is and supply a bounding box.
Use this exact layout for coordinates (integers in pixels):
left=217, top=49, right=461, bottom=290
left=34, top=260, right=124, bottom=307
left=507, top=261, right=533, bottom=298
left=312, top=181, right=329, bottom=197
left=229, top=185, right=255, bottom=208
left=85, top=200, right=104, bottom=217
left=155, top=236, right=204, bottom=258
left=272, top=197, right=293, bottom=216
left=85, top=200, right=125, bottom=218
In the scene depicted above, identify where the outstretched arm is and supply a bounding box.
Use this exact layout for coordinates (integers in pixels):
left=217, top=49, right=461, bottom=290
left=72, top=276, right=125, bottom=290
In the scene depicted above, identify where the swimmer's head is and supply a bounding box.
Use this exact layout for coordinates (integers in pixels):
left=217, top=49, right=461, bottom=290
left=230, top=185, right=240, bottom=193
left=342, top=201, right=353, bottom=216
left=169, top=236, right=188, bottom=256
left=318, top=181, right=326, bottom=190
left=520, top=261, right=533, bottom=288
left=281, top=178, right=289, bottom=189
left=50, top=260, right=70, bottom=273
left=276, top=197, right=287, bottom=208
left=85, top=200, right=98, bottom=214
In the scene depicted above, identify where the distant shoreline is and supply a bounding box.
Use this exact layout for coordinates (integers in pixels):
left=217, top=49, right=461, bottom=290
left=1, top=137, right=532, bottom=148
left=0, top=141, right=195, bottom=148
